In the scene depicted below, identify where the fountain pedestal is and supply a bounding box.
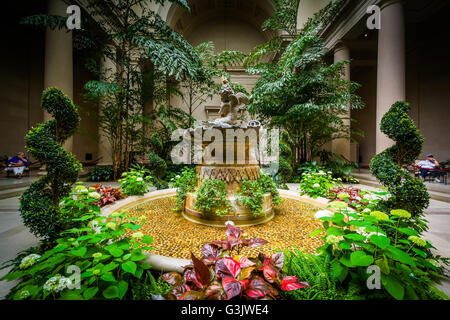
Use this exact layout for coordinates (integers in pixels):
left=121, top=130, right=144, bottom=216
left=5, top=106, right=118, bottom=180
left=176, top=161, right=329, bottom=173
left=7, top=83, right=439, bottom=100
left=183, top=125, right=274, bottom=227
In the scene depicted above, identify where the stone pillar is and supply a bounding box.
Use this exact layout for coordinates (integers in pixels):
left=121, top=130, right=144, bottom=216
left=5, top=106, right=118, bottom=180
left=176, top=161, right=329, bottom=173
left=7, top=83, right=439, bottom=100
left=332, top=41, right=351, bottom=160
left=97, top=55, right=115, bottom=166
left=376, top=0, right=405, bottom=154
left=44, top=0, right=74, bottom=152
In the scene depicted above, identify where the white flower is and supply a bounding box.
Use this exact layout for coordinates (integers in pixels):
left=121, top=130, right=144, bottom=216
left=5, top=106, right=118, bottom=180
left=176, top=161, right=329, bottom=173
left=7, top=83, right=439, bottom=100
left=363, top=208, right=371, bottom=213
left=318, top=171, right=326, bottom=175
left=43, top=275, right=72, bottom=293
left=313, top=183, right=321, bottom=188
left=315, top=210, right=334, bottom=219
left=19, top=254, right=41, bottom=269
left=89, top=192, right=101, bottom=199
left=136, top=177, right=143, bottom=182
left=72, top=195, right=78, bottom=201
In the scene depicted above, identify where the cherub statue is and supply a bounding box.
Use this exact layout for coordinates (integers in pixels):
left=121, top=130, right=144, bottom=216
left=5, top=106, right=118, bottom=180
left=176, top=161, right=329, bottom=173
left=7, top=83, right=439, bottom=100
left=211, top=77, right=249, bottom=126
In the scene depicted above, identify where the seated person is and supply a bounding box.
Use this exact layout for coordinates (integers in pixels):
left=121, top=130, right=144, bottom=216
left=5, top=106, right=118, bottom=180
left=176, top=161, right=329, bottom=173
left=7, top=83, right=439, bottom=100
left=5, top=152, right=30, bottom=177
left=417, top=154, right=441, bottom=182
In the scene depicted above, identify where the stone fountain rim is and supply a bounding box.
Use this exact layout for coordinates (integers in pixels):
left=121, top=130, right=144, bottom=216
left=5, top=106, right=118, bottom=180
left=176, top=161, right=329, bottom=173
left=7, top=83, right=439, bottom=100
left=100, top=188, right=330, bottom=273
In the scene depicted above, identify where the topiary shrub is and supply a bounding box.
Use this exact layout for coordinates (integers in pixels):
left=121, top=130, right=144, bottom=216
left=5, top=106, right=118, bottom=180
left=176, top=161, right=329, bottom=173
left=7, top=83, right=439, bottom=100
left=20, top=88, right=82, bottom=241
left=148, top=133, right=167, bottom=180
left=369, top=102, right=430, bottom=232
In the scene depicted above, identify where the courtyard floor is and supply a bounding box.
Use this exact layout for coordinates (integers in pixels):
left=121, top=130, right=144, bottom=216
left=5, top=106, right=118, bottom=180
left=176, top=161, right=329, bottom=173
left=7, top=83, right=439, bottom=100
left=0, top=180, right=449, bottom=299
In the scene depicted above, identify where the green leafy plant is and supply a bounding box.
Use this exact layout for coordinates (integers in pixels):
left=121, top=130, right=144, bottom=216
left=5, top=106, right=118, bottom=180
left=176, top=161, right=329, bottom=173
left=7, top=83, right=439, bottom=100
left=282, top=249, right=356, bottom=300
left=299, top=170, right=341, bottom=199
left=1, top=197, right=154, bottom=300
left=172, top=167, right=198, bottom=211
left=246, top=0, right=363, bottom=169
left=237, top=174, right=283, bottom=216
left=160, top=223, right=309, bottom=300
left=194, top=178, right=231, bottom=216
left=370, top=102, right=430, bottom=233
left=311, top=202, right=448, bottom=300
left=119, top=165, right=153, bottom=196
left=20, top=88, right=82, bottom=242
left=88, top=166, right=114, bottom=182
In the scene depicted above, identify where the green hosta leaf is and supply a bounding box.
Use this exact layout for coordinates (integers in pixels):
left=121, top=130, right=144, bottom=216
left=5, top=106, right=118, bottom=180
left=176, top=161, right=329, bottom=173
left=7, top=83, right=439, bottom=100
left=398, top=228, right=418, bottom=236
left=375, top=257, right=390, bottom=275
left=142, top=235, right=153, bottom=245
left=103, top=285, right=119, bottom=299
left=130, top=252, right=147, bottom=261
left=339, top=254, right=354, bottom=268
left=339, top=241, right=352, bottom=250
left=343, top=233, right=366, bottom=242
left=70, top=247, right=87, bottom=257
left=83, top=287, right=99, bottom=300
left=326, top=227, right=344, bottom=236
left=386, top=246, right=415, bottom=267
left=59, top=291, right=84, bottom=300
left=103, top=262, right=119, bottom=273
left=382, top=275, right=404, bottom=300
left=309, top=228, right=323, bottom=237
left=412, top=248, right=426, bottom=258
left=100, top=272, right=116, bottom=282
left=117, top=281, right=128, bottom=300
left=350, top=251, right=374, bottom=267
left=331, top=260, right=348, bottom=282
left=107, top=247, right=124, bottom=258
left=370, top=235, right=390, bottom=249
left=122, top=261, right=137, bottom=275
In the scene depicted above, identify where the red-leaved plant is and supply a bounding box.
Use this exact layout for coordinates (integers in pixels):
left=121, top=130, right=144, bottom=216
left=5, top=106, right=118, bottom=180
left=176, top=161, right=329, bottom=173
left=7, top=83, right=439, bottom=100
left=90, top=184, right=125, bottom=207
left=161, top=223, right=309, bottom=300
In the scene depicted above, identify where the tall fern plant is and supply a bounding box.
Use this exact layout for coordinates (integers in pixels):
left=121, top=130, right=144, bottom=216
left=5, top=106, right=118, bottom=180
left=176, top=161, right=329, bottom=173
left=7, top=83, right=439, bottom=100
left=245, top=0, right=363, bottom=169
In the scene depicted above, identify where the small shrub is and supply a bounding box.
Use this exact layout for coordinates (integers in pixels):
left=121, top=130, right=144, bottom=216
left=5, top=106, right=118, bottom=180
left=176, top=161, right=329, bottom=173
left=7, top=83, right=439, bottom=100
left=119, top=165, right=153, bottom=196
left=172, top=167, right=198, bottom=210
left=299, top=170, right=341, bottom=199
left=194, top=178, right=231, bottom=216
left=88, top=166, right=114, bottom=182
left=237, top=174, right=283, bottom=216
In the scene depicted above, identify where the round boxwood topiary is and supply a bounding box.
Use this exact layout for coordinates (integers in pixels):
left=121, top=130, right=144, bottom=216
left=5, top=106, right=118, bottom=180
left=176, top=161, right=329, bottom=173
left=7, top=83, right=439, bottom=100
left=20, top=88, right=82, bottom=241
left=369, top=101, right=429, bottom=232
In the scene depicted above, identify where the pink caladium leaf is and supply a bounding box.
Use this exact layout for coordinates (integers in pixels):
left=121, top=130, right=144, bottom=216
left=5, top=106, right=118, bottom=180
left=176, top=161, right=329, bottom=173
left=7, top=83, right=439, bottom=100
left=162, top=272, right=184, bottom=286
left=222, top=277, right=243, bottom=300
left=238, top=256, right=256, bottom=269
left=226, top=223, right=243, bottom=240
left=262, top=264, right=279, bottom=283
left=270, top=252, right=284, bottom=270
left=214, top=257, right=241, bottom=279
left=247, top=238, right=268, bottom=248
left=201, top=243, right=222, bottom=260
left=190, top=252, right=211, bottom=288
left=168, top=284, right=190, bottom=300
left=246, top=277, right=278, bottom=299
left=281, top=276, right=310, bottom=291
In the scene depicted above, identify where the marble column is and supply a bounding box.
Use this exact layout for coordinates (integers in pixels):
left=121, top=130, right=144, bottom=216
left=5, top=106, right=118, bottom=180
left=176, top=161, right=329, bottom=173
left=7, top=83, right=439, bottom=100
left=376, top=0, right=405, bottom=154
left=332, top=41, right=351, bottom=160
left=44, top=0, right=74, bottom=152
